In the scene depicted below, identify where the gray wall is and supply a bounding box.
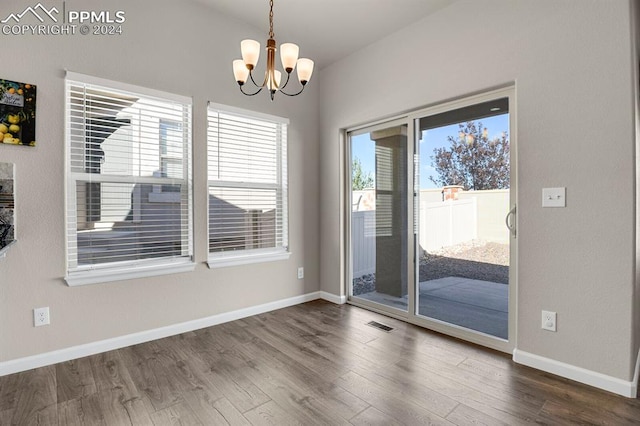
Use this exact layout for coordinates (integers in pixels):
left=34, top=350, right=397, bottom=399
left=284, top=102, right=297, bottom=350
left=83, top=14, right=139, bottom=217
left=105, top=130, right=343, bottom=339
left=319, top=0, right=638, bottom=381
left=1, top=0, right=638, bottom=388
left=0, top=0, right=320, bottom=362
left=633, top=0, right=640, bottom=382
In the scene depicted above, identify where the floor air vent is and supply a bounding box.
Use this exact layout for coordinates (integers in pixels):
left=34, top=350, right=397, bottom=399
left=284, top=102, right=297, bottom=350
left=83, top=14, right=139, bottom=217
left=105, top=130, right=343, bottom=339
left=366, top=321, right=394, bottom=332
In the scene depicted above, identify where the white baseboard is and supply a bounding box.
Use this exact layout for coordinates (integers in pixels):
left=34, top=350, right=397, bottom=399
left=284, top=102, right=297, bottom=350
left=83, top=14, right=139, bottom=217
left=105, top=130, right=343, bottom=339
left=513, top=349, right=638, bottom=398
left=0, top=291, right=323, bottom=378
left=4, top=292, right=635, bottom=398
left=320, top=291, right=347, bottom=304
left=632, top=347, right=640, bottom=397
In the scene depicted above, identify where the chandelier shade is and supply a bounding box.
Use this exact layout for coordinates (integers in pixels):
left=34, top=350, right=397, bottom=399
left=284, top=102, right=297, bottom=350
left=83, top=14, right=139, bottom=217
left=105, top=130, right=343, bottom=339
left=232, top=0, right=314, bottom=101
left=233, top=60, right=250, bottom=83
left=280, top=43, right=299, bottom=71
left=240, top=40, right=261, bottom=68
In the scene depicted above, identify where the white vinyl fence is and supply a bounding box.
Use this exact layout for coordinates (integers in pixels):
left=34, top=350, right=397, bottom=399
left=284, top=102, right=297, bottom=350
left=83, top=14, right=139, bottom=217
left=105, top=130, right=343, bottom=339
left=351, top=189, right=509, bottom=277
left=351, top=211, right=376, bottom=277
left=458, top=189, right=510, bottom=244
left=419, top=198, right=477, bottom=252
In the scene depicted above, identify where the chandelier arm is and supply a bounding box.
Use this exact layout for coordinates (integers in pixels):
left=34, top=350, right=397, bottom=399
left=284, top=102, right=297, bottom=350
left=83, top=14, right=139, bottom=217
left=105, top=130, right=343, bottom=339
left=278, top=71, right=292, bottom=91
left=239, top=84, right=263, bottom=96
left=248, top=70, right=264, bottom=89
left=279, top=84, right=306, bottom=97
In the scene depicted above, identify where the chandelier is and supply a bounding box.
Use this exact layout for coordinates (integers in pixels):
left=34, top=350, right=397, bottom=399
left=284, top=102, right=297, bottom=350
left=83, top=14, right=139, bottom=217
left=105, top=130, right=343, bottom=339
left=232, top=0, right=314, bottom=101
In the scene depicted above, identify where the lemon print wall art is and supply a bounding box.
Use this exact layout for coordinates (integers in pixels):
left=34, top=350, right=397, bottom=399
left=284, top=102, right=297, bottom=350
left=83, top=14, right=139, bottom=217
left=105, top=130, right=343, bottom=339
left=0, top=79, right=36, bottom=147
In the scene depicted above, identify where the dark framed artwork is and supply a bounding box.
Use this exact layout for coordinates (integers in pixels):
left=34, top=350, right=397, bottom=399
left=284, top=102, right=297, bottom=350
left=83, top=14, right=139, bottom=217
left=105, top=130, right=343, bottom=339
left=0, top=162, right=14, bottom=249
left=0, top=79, right=36, bottom=147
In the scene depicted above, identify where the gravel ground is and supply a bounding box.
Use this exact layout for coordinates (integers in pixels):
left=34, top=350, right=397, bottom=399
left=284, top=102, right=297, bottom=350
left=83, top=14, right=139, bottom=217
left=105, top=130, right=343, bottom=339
left=420, top=240, right=509, bottom=284
left=353, top=240, right=508, bottom=295
left=353, top=273, right=376, bottom=296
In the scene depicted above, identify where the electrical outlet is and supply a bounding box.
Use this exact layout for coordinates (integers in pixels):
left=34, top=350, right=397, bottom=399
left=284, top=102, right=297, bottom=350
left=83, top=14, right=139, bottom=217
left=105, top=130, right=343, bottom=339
left=542, top=310, right=556, bottom=332
left=34, top=307, right=50, bottom=327
left=297, top=267, right=304, bottom=279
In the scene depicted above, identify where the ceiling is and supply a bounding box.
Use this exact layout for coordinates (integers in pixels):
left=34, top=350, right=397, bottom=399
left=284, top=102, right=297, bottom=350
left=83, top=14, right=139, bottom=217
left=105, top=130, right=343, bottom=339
left=195, top=0, right=457, bottom=69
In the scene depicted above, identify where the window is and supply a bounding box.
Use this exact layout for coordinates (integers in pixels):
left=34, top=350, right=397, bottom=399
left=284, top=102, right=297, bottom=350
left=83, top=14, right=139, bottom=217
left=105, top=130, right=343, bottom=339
left=207, top=103, right=289, bottom=267
left=159, top=119, right=183, bottom=193
left=65, top=72, right=194, bottom=286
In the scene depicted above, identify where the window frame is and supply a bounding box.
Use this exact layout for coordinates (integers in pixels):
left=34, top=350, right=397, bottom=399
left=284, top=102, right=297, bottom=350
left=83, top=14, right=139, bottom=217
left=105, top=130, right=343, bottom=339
left=206, top=102, right=290, bottom=268
left=64, top=71, right=195, bottom=286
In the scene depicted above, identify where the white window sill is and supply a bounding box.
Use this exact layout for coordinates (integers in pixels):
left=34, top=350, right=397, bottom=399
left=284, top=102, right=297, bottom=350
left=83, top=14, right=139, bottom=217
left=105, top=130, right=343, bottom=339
left=66, top=259, right=196, bottom=286
left=0, top=240, right=16, bottom=260
left=207, top=250, right=291, bottom=269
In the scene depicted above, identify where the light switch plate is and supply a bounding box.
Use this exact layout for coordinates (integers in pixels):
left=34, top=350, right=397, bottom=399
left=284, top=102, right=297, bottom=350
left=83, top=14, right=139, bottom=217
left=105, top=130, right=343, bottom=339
left=542, top=187, right=566, bottom=208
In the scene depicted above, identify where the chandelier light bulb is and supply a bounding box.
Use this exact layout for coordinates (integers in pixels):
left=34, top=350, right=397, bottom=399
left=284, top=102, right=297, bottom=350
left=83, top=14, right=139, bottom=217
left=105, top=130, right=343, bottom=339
left=233, top=59, right=249, bottom=84
left=280, top=43, right=299, bottom=72
left=241, top=39, right=260, bottom=69
left=266, top=69, right=282, bottom=92
left=296, top=58, right=314, bottom=83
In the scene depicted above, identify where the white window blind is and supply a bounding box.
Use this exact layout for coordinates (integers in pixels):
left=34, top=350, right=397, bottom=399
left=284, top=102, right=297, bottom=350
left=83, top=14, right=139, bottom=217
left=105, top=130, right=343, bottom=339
left=207, top=103, right=289, bottom=266
left=65, top=72, right=193, bottom=285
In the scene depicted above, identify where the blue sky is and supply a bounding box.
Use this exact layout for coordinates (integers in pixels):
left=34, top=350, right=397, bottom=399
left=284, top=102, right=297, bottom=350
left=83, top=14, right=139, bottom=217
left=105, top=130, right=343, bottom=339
left=352, top=114, right=509, bottom=189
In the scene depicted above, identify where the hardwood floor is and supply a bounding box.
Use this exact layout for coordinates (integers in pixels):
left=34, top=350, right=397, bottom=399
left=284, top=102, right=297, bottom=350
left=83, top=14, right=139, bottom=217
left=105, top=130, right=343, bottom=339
left=1, top=300, right=639, bottom=425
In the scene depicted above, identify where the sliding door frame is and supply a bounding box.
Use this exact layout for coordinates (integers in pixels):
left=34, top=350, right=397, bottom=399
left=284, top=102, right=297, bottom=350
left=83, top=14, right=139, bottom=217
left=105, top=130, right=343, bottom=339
left=344, top=117, right=413, bottom=319
left=343, top=85, right=517, bottom=354
left=408, top=86, right=517, bottom=353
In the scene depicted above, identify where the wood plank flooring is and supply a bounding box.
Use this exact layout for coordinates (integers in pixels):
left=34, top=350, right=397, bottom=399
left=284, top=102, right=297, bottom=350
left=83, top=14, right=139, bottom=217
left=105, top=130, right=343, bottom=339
left=1, top=300, right=639, bottom=425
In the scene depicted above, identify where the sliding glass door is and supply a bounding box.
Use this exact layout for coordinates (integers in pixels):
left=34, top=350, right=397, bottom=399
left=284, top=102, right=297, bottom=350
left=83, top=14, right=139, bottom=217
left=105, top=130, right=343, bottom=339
left=415, top=96, right=513, bottom=341
left=346, top=88, right=516, bottom=352
left=348, top=121, right=409, bottom=315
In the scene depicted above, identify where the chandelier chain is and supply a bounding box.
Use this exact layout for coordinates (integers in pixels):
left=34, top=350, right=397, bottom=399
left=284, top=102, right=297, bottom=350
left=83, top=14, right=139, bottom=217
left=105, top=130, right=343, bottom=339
left=269, top=0, right=274, bottom=39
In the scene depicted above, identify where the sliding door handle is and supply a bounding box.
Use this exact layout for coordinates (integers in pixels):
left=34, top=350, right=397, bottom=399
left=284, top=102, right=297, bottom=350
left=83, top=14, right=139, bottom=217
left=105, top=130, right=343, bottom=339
left=505, top=205, right=517, bottom=238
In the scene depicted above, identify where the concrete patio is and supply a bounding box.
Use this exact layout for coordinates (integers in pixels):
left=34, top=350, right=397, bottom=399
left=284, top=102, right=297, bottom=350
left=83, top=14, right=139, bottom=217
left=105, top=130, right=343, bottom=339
left=355, top=276, right=508, bottom=339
